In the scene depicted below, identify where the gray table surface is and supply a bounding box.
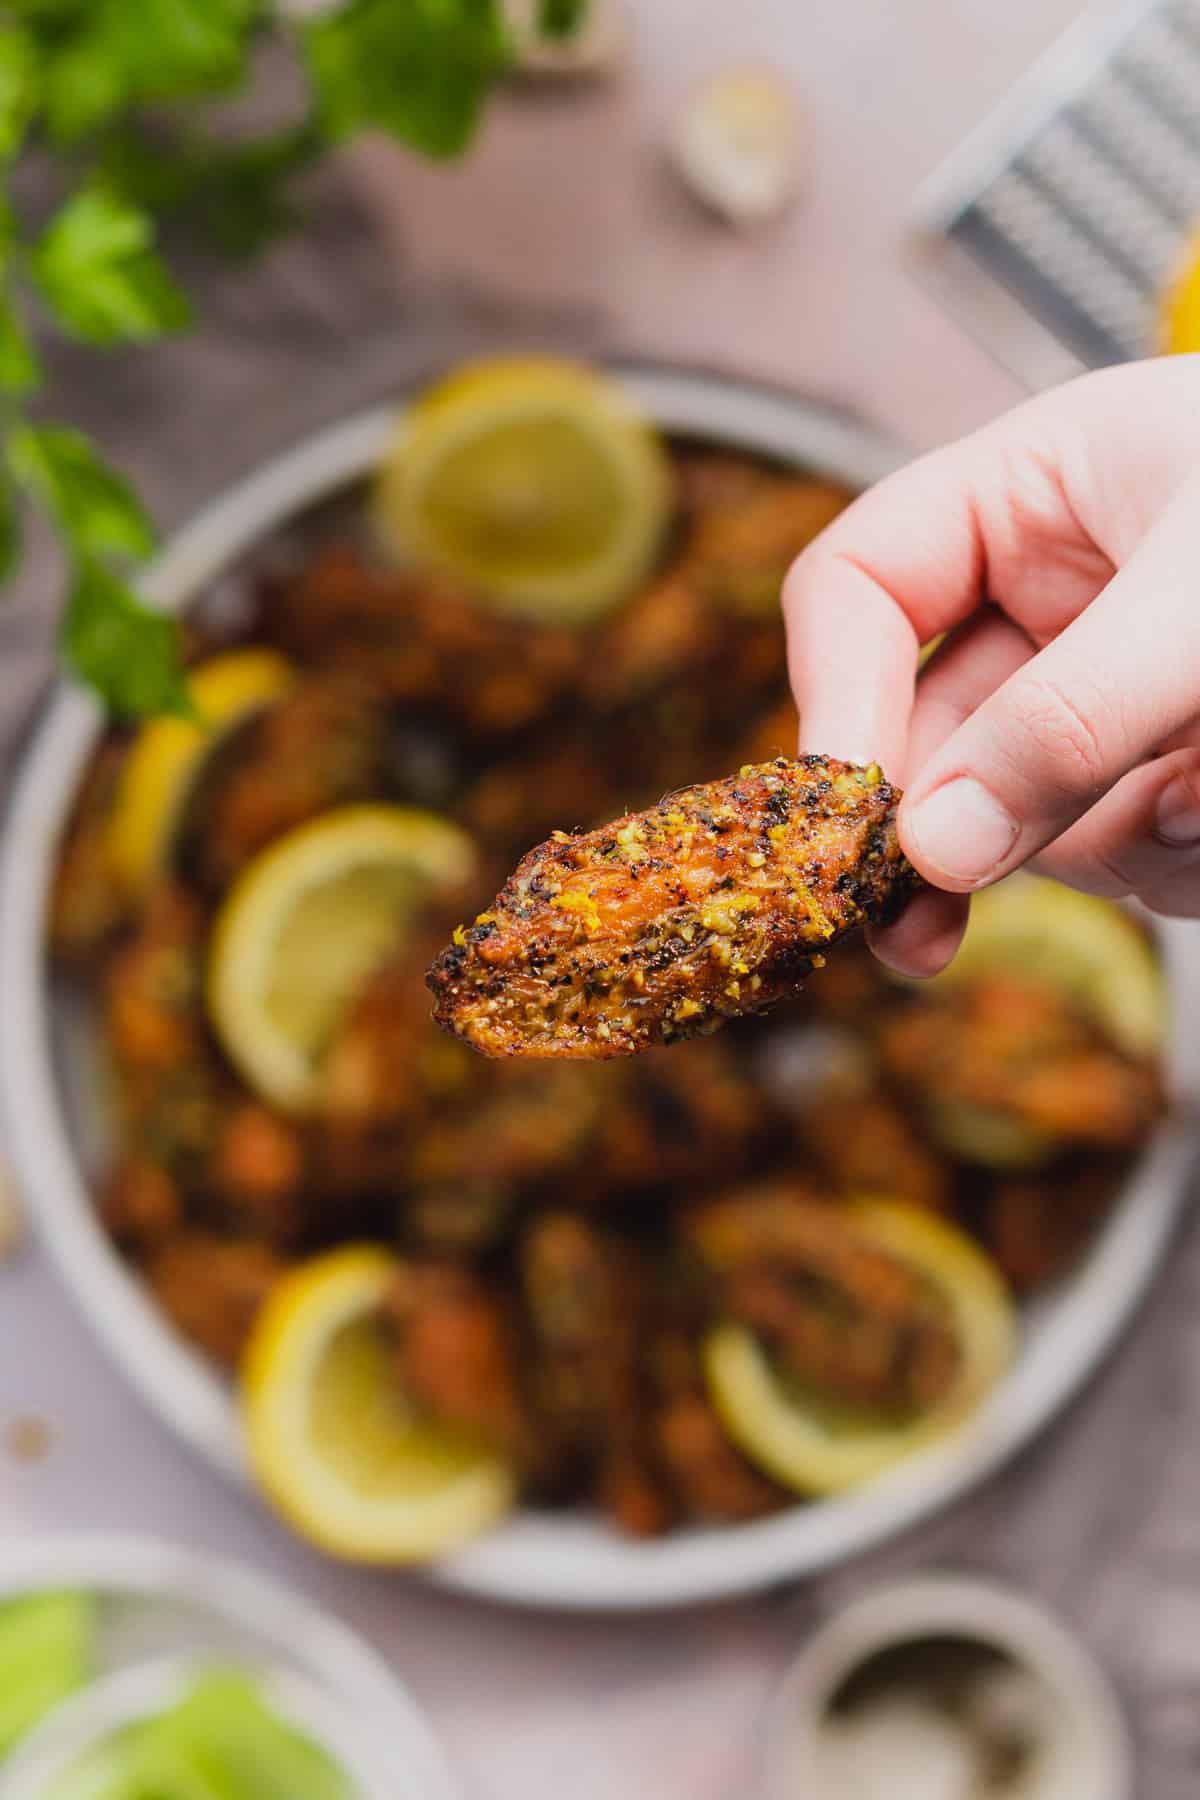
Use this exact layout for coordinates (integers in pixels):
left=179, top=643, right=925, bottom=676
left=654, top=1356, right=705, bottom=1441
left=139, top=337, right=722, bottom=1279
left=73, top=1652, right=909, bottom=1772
left=4, top=6, right=1200, bottom=1796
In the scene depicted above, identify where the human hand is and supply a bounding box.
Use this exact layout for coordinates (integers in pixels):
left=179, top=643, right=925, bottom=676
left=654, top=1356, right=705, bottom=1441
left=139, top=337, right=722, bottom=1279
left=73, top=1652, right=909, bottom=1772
left=784, top=356, right=1200, bottom=976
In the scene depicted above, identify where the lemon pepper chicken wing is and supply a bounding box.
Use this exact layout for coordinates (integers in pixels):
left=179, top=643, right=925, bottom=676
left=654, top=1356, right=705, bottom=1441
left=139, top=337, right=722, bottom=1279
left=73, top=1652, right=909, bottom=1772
left=261, top=544, right=583, bottom=740
left=685, top=1184, right=963, bottom=1417
left=876, top=976, right=1165, bottom=1162
left=428, top=757, right=920, bottom=1058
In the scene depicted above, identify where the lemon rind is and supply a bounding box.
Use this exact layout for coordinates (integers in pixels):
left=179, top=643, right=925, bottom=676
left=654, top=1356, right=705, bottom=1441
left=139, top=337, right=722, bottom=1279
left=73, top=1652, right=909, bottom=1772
left=207, top=805, right=475, bottom=1112
left=110, top=648, right=296, bottom=892
left=242, top=1247, right=515, bottom=1563
left=704, top=1199, right=1016, bottom=1497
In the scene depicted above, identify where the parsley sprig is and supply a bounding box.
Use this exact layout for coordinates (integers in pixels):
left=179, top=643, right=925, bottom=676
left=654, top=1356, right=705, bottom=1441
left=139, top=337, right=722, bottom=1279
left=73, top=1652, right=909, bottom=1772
left=0, top=0, right=585, bottom=715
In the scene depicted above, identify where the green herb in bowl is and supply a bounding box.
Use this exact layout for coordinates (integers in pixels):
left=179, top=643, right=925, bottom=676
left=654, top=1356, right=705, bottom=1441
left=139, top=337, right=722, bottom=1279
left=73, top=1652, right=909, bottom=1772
left=0, top=1594, right=94, bottom=1759
left=42, top=1671, right=352, bottom=1800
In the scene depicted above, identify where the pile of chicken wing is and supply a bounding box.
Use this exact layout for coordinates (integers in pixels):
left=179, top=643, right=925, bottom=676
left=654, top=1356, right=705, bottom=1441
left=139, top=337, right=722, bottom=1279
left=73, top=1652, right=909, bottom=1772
left=51, top=445, right=1164, bottom=1537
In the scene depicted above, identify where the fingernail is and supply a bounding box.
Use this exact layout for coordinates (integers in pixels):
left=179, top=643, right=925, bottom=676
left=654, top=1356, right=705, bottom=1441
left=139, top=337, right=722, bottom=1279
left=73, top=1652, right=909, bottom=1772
left=907, top=778, right=1020, bottom=885
left=1156, top=775, right=1200, bottom=846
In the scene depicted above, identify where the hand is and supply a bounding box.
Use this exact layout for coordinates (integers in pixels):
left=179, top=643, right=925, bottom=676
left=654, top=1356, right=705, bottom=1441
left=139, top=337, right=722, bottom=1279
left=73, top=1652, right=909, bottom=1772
left=783, top=355, right=1200, bottom=976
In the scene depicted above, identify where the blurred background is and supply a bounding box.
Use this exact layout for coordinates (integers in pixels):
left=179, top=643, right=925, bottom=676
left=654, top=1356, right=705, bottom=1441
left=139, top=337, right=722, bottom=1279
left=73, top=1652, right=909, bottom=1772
left=3, top=3, right=1200, bottom=1797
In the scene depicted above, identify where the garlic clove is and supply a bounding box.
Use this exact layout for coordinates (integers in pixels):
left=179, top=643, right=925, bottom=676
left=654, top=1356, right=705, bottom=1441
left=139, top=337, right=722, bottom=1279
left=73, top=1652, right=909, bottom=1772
left=670, top=68, right=801, bottom=226
left=504, top=0, right=627, bottom=77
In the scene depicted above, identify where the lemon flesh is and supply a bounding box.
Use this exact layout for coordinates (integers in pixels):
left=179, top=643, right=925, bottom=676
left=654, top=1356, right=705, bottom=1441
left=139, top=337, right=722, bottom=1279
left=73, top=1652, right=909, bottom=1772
left=242, top=1247, right=514, bottom=1563
left=1162, top=231, right=1200, bottom=352
left=705, top=1200, right=1015, bottom=1496
left=375, top=356, right=672, bottom=624
left=109, top=648, right=296, bottom=893
left=207, top=805, right=474, bottom=1112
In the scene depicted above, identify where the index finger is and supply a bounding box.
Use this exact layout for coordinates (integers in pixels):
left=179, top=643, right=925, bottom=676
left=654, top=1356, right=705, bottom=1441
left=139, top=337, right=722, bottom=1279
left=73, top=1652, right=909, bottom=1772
left=782, top=442, right=992, bottom=780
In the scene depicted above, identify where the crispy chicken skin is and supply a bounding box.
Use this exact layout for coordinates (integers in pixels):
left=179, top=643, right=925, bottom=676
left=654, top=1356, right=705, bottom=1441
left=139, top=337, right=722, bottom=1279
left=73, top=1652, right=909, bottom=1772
left=798, top=1090, right=953, bottom=1217
left=262, top=544, right=582, bottom=739
left=49, top=741, right=129, bottom=961
left=428, top=757, right=919, bottom=1058
left=877, top=977, right=1165, bottom=1156
left=143, top=1232, right=287, bottom=1368
left=686, top=1184, right=962, bottom=1417
left=982, top=1158, right=1127, bottom=1293
left=190, top=673, right=391, bottom=890
left=388, top=1261, right=532, bottom=1466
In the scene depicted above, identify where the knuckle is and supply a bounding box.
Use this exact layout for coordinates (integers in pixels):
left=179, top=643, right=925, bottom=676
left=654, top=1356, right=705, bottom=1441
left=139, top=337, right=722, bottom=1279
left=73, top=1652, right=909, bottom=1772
left=1089, top=845, right=1138, bottom=897
left=1031, top=841, right=1131, bottom=900
left=1004, top=669, right=1113, bottom=797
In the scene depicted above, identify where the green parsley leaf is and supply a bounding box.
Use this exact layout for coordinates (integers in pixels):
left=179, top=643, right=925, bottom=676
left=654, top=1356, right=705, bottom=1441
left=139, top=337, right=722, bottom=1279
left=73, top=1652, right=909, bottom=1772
left=32, top=0, right=264, bottom=143
left=63, top=558, right=189, bottom=717
left=303, top=0, right=511, bottom=160
left=0, top=26, right=39, bottom=159
left=29, top=186, right=191, bottom=344
left=0, top=475, right=19, bottom=588
left=0, top=301, right=41, bottom=393
left=8, top=422, right=155, bottom=558
left=37, top=27, right=129, bottom=145
left=114, top=0, right=264, bottom=101
left=538, top=0, right=588, bottom=39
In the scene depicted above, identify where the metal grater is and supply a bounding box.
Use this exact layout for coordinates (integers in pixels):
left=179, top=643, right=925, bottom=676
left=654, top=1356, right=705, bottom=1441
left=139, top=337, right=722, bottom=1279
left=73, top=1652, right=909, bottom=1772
left=911, top=0, right=1200, bottom=387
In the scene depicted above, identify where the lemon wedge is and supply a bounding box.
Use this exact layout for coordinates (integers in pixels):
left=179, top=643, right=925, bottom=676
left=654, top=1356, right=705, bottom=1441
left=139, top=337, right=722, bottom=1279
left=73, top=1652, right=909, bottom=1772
left=207, top=804, right=474, bottom=1111
left=1161, top=229, right=1200, bottom=352
left=704, top=1200, right=1015, bottom=1496
left=110, top=648, right=296, bottom=892
left=242, top=1246, right=515, bottom=1562
left=374, top=356, right=672, bottom=624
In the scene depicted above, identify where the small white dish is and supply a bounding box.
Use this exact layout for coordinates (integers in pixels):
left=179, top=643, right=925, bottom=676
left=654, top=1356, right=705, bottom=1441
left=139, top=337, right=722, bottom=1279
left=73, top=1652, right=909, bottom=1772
left=0, top=1536, right=456, bottom=1799
left=763, top=1575, right=1132, bottom=1800
left=2, top=367, right=1198, bottom=1611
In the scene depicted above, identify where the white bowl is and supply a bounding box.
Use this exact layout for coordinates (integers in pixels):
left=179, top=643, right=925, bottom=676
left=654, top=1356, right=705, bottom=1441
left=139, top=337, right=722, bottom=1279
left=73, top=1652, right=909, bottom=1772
left=2, top=366, right=1198, bottom=1612
left=763, top=1575, right=1133, bottom=1799
left=0, top=1534, right=456, bottom=1798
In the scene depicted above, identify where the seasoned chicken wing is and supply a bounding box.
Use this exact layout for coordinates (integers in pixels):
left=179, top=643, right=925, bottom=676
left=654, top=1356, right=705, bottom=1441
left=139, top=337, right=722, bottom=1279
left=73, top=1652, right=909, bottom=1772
left=189, top=673, right=391, bottom=890
left=685, top=1184, right=962, bottom=1417
left=428, top=757, right=919, bottom=1058
left=261, top=544, right=583, bottom=740
left=876, top=976, right=1165, bottom=1159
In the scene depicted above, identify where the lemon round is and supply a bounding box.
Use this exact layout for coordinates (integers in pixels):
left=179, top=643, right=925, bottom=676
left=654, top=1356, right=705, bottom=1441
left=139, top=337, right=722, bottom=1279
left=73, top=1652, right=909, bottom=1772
left=110, top=648, right=296, bottom=892
left=207, top=804, right=474, bottom=1111
left=374, top=356, right=672, bottom=624
left=1161, top=231, right=1200, bottom=352
left=242, top=1246, right=515, bottom=1562
left=704, top=1199, right=1015, bottom=1496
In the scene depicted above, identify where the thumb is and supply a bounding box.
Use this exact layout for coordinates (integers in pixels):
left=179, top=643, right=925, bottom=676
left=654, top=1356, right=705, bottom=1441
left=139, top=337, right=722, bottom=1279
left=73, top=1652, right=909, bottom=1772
left=899, top=468, right=1200, bottom=891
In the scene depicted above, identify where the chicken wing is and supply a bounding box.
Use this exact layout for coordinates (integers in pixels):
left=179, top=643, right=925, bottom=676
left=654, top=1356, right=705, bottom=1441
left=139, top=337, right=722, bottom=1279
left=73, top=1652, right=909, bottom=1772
left=428, top=756, right=918, bottom=1058
left=876, top=976, right=1165, bottom=1161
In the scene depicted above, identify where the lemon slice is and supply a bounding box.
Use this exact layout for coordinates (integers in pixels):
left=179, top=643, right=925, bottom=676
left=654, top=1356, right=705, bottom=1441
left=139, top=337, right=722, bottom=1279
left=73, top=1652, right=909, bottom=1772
left=110, top=648, right=296, bottom=892
left=704, top=1199, right=1015, bottom=1496
left=208, top=804, right=474, bottom=1111
left=922, top=1101, right=1057, bottom=1172
left=374, top=356, right=672, bottom=624
left=242, top=1247, right=515, bottom=1562
left=1161, top=230, right=1200, bottom=352
left=935, top=876, right=1166, bottom=1059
